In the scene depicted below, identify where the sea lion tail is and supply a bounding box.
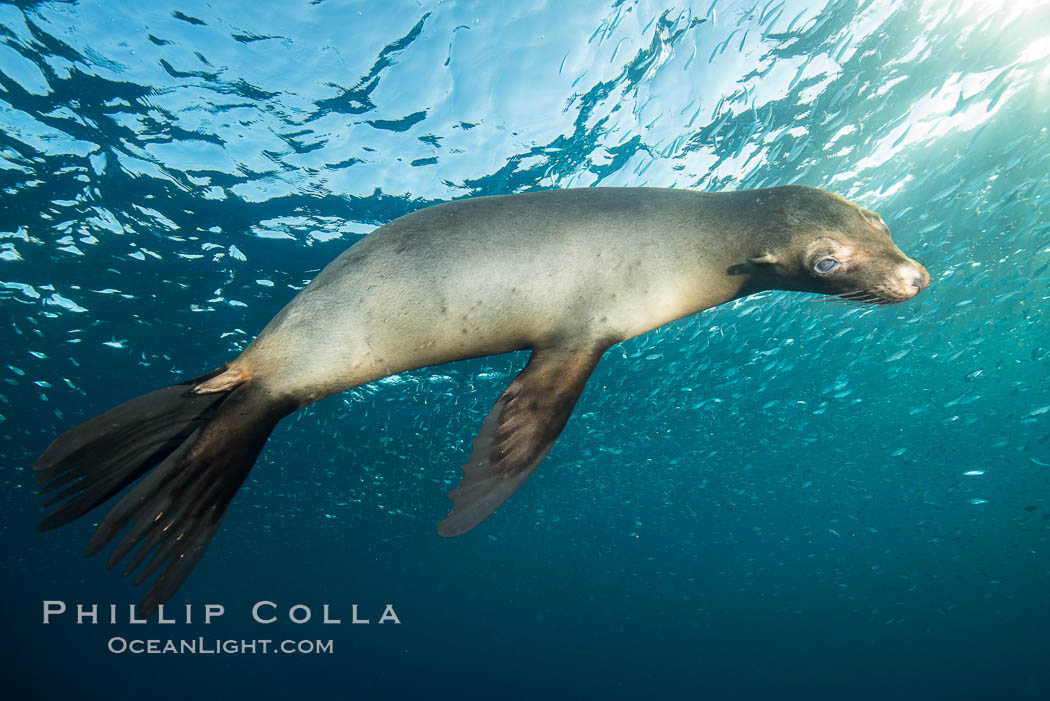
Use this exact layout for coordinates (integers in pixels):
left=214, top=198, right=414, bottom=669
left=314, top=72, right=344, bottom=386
left=34, top=368, right=293, bottom=615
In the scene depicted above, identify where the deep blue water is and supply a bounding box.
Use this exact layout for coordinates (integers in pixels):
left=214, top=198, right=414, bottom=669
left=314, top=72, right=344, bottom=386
left=2, top=0, right=1049, bottom=698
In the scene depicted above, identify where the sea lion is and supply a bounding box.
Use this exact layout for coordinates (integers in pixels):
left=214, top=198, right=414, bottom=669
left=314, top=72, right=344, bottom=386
left=33, top=185, right=929, bottom=613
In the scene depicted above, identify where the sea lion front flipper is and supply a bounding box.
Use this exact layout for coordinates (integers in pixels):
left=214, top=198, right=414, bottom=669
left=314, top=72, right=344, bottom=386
left=436, top=345, right=603, bottom=537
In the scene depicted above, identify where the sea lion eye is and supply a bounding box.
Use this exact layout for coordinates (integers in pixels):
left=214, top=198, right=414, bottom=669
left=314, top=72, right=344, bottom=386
left=814, top=257, right=838, bottom=274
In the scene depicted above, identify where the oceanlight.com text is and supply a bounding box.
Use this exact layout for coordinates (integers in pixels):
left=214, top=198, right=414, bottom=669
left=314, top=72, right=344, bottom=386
left=107, top=637, right=334, bottom=655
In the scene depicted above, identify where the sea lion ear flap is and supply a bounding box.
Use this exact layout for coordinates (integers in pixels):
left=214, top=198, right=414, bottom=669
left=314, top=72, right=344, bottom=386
left=747, top=252, right=778, bottom=265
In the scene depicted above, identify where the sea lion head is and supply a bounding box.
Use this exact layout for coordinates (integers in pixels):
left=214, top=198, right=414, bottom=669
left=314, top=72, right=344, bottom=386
left=744, top=186, right=930, bottom=305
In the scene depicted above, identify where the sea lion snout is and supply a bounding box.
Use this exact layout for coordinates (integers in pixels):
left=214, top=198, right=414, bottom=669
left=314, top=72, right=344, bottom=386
left=849, top=253, right=930, bottom=304
left=890, top=259, right=930, bottom=300
left=909, top=263, right=930, bottom=293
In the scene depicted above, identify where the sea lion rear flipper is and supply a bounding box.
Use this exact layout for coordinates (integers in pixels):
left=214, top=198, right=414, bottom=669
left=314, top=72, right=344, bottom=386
left=437, top=345, right=603, bottom=537
left=35, top=373, right=293, bottom=615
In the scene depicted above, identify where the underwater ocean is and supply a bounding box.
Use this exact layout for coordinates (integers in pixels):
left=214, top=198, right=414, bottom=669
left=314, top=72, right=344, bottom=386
left=2, top=0, right=1049, bottom=698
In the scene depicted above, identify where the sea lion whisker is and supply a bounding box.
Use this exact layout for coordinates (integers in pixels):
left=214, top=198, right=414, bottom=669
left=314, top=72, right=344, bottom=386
left=810, top=289, right=877, bottom=306
left=807, top=296, right=870, bottom=307
left=836, top=289, right=873, bottom=300
left=830, top=293, right=877, bottom=304
left=808, top=289, right=869, bottom=303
